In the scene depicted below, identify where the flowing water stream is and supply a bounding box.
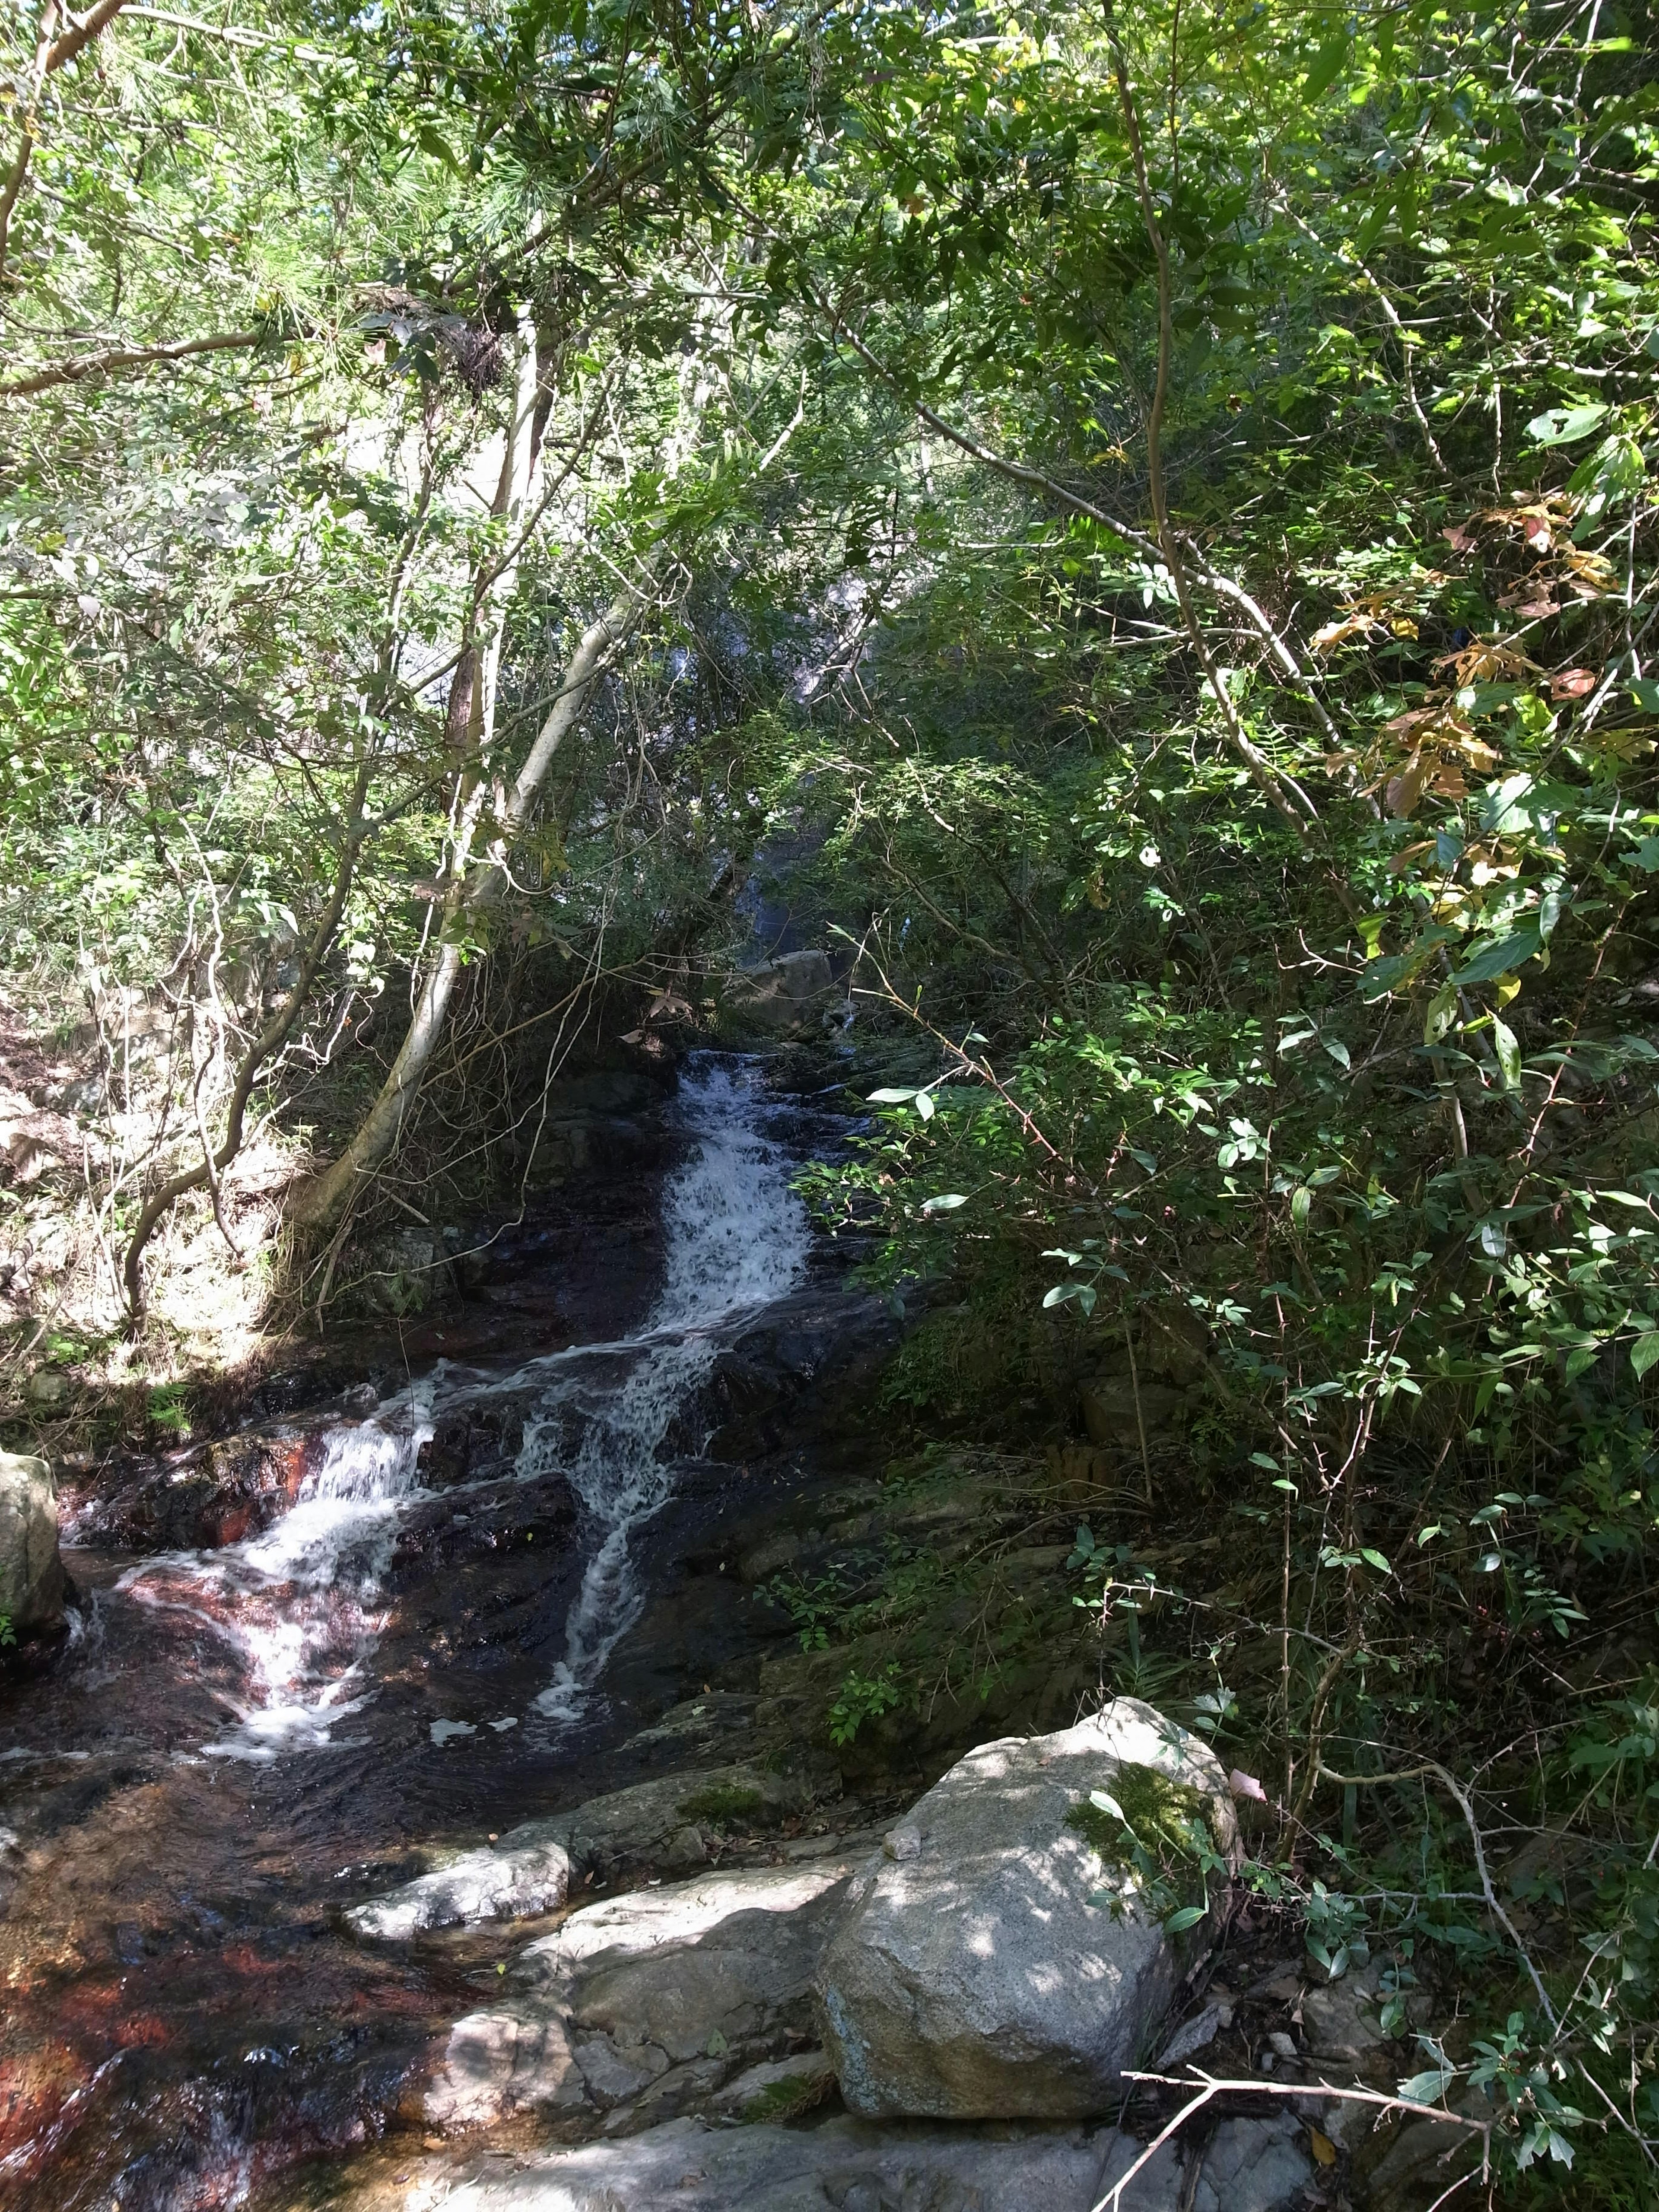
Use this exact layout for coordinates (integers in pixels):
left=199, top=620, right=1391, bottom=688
left=0, top=1054, right=820, bottom=2209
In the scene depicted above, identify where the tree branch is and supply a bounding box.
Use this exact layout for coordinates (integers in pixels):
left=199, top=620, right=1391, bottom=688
left=0, top=324, right=264, bottom=400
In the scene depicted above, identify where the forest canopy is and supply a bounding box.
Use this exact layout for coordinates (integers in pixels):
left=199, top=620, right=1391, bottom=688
left=5, top=0, right=1659, bottom=2193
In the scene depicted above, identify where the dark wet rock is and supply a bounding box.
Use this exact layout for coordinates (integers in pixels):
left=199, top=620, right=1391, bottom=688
left=702, top=1287, right=898, bottom=1457
left=0, top=1451, right=64, bottom=1634
left=415, top=1405, right=521, bottom=1489
left=814, top=1701, right=1239, bottom=2120
left=66, top=1428, right=310, bottom=1552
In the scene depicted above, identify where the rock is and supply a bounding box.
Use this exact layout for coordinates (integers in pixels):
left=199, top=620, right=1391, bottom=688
left=437, top=2112, right=1127, bottom=2211
left=1302, top=1963, right=1392, bottom=2070
left=350, top=1758, right=838, bottom=1941
left=721, top=950, right=838, bottom=1037
left=1155, top=2001, right=1224, bottom=2070
left=1097, top=2114, right=1314, bottom=2212
left=1300, top=1961, right=1404, bottom=2153
left=428, top=1859, right=856, bottom=2128
left=510, top=1756, right=840, bottom=1881
left=68, top=1428, right=308, bottom=1551
left=711, top=2048, right=836, bottom=2122
left=1354, top=2093, right=1487, bottom=2211
left=25, top=1369, right=67, bottom=1408
left=573, top=2034, right=671, bottom=2107
left=346, top=1835, right=571, bottom=1941
left=814, top=1697, right=1239, bottom=2120
left=360, top=1225, right=452, bottom=1316
left=1079, top=1376, right=1186, bottom=1449
left=0, top=1451, right=65, bottom=1635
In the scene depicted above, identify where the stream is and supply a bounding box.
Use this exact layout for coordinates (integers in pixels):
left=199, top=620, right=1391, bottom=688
left=0, top=1055, right=824, bottom=2211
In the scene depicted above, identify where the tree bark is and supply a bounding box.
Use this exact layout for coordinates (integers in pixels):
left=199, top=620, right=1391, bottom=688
left=293, top=285, right=731, bottom=1236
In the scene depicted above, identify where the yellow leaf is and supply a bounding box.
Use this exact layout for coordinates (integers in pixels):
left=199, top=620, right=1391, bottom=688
left=1309, top=2126, right=1338, bottom=2168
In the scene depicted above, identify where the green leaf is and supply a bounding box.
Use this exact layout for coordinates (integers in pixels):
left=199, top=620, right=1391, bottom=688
left=1525, top=404, right=1609, bottom=446
left=1630, top=1333, right=1659, bottom=1379
left=1360, top=1548, right=1392, bottom=1574
left=1303, top=33, right=1350, bottom=100
left=1423, top=981, right=1458, bottom=1045
left=920, top=1192, right=967, bottom=1213
left=867, top=1087, right=917, bottom=1103
left=1455, top=927, right=1543, bottom=986
left=1163, top=1903, right=1207, bottom=1934
left=1492, top=1015, right=1521, bottom=1091
left=1090, top=1789, right=1127, bottom=1823
left=1399, top=2066, right=1458, bottom=2105
left=1291, top=1185, right=1313, bottom=1229
left=914, top=1089, right=936, bottom=1122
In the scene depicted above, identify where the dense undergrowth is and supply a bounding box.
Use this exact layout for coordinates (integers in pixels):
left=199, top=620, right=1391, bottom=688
left=4, top=0, right=1659, bottom=2194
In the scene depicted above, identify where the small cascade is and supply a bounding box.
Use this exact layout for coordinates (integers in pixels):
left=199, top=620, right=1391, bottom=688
left=108, top=1054, right=810, bottom=1755
left=120, top=1396, right=435, bottom=1761
left=522, top=1055, right=812, bottom=1722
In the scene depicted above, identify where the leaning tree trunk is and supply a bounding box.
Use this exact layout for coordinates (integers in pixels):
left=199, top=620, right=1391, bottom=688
left=291, top=573, right=653, bottom=1231
left=295, top=287, right=731, bottom=1236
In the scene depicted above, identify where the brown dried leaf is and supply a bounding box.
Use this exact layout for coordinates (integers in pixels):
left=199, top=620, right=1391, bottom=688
left=1386, top=753, right=1427, bottom=818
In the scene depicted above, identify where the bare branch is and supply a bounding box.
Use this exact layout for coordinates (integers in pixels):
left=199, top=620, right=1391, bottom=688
left=0, top=325, right=264, bottom=400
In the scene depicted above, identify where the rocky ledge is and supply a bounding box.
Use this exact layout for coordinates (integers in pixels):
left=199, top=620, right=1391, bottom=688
left=336, top=1699, right=1462, bottom=2212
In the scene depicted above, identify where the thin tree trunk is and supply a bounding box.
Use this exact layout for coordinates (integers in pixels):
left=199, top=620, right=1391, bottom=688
left=121, top=762, right=372, bottom=1311
left=292, top=574, right=653, bottom=1230
left=294, top=284, right=730, bottom=1236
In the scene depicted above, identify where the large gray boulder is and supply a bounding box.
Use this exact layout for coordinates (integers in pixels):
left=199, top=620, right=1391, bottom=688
left=814, top=1697, right=1238, bottom=2119
left=0, top=1451, right=65, bottom=1636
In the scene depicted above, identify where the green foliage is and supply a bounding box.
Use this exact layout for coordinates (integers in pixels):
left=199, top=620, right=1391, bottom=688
left=675, top=1783, right=767, bottom=1828
left=6, top=0, right=1659, bottom=2190
left=1070, top=1764, right=1231, bottom=1933
left=828, top=1661, right=905, bottom=1747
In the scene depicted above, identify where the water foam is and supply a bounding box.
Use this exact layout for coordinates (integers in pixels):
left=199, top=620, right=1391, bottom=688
left=120, top=1395, right=435, bottom=1761
left=524, top=1055, right=812, bottom=1722
left=113, top=1055, right=810, bottom=1756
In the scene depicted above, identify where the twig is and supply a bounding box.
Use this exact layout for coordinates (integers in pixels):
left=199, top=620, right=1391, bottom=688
left=1093, top=2069, right=1491, bottom=2212
left=1316, top=1758, right=1559, bottom=2030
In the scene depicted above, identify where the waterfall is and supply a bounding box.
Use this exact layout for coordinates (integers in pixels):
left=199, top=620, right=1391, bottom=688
left=121, top=1397, right=435, bottom=1762
left=114, top=1055, right=810, bottom=1758
left=522, top=1055, right=812, bottom=1723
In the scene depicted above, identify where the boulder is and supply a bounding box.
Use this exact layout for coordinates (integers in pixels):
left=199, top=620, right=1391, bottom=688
left=721, top=950, right=838, bottom=1037
left=346, top=1835, right=572, bottom=1942
left=0, top=1451, right=65, bottom=1636
left=427, top=1858, right=859, bottom=2129
left=348, top=1757, right=839, bottom=1940
left=814, top=1697, right=1238, bottom=2119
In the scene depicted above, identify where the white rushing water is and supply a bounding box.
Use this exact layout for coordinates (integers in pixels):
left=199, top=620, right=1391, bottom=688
left=521, top=1056, right=813, bottom=1723
left=116, top=1056, right=811, bottom=1758
left=121, top=1397, right=435, bottom=1761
